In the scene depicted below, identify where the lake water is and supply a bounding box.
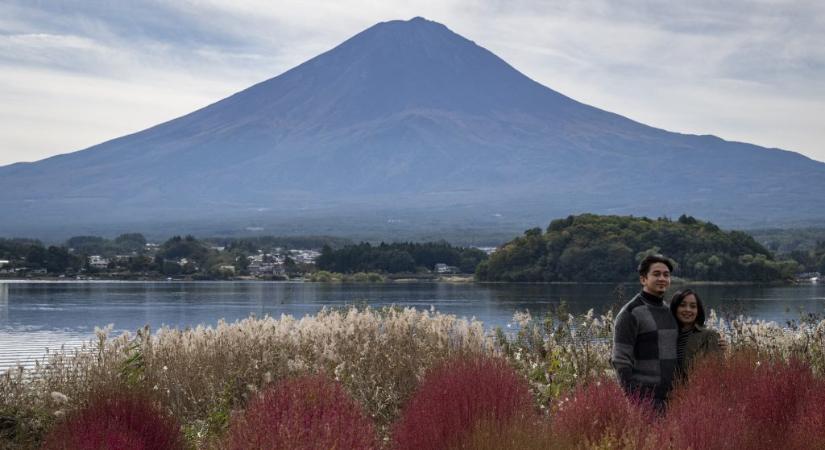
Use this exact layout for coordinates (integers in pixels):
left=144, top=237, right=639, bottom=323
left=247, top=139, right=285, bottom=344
left=1, top=281, right=824, bottom=373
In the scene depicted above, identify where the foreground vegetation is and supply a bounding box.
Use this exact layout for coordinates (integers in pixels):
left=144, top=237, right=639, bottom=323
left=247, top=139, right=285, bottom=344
left=2, top=302, right=824, bottom=449
left=477, top=214, right=802, bottom=282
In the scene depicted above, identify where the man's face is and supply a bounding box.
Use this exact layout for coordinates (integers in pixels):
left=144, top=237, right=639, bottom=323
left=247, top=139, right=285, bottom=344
left=640, top=262, right=671, bottom=296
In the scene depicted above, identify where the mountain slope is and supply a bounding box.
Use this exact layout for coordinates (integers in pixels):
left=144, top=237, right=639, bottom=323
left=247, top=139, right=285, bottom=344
left=1, top=17, right=823, bottom=237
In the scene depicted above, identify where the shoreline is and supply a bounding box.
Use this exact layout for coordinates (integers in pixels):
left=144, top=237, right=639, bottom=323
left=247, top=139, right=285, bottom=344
left=0, top=276, right=803, bottom=286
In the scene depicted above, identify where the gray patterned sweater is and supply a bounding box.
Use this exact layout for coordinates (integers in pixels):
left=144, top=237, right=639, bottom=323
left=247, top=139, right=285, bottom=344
left=611, top=291, right=678, bottom=401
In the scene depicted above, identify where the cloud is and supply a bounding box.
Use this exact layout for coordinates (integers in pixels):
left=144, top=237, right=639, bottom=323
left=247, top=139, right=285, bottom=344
left=0, top=65, right=235, bottom=163
left=457, top=0, right=825, bottom=159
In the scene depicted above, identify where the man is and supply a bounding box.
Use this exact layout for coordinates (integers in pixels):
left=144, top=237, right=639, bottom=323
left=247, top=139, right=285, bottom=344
left=612, top=254, right=678, bottom=409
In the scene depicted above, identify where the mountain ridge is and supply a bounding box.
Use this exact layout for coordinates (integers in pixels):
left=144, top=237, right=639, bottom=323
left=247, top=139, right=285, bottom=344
left=1, top=16, right=823, bottom=238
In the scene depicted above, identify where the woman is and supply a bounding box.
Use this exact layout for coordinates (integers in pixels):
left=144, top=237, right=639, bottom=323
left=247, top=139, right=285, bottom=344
left=670, top=289, right=722, bottom=377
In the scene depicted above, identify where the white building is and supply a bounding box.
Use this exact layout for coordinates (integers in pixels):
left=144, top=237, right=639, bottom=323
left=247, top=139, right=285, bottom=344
left=434, top=263, right=458, bottom=274
left=290, top=249, right=321, bottom=264
left=88, top=255, right=110, bottom=269
left=248, top=261, right=286, bottom=277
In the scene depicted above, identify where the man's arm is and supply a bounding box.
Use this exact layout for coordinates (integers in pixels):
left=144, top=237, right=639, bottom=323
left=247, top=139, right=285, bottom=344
left=612, top=308, right=638, bottom=392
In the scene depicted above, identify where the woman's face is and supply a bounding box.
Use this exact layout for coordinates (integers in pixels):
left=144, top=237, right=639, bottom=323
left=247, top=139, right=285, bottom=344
left=676, top=294, right=699, bottom=327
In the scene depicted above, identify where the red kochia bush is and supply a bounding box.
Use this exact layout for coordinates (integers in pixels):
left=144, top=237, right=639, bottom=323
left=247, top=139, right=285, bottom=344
left=226, top=374, right=379, bottom=450
left=456, top=418, right=556, bottom=450
left=550, top=378, right=655, bottom=448
left=663, top=351, right=815, bottom=450
left=786, top=378, right=825, bottom=450
left=41, top=391, right=185, bottom=450
left=392, top=355, right=535, bottom=450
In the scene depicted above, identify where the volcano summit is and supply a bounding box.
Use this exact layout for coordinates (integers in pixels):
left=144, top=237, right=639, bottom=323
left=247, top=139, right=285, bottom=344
left=2, top=17, right=823, bottom=238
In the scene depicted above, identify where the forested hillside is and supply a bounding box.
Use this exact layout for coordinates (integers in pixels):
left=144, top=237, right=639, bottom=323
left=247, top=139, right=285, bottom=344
left=476, top=214, right=798, bottom=282
left=316, top=241, right=487, bottom=274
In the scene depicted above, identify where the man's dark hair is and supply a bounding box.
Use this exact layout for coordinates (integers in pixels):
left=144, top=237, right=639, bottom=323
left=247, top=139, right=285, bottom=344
left=637, top=254, right=674, bottom=276
left=669, top=289, right=706, bottom=326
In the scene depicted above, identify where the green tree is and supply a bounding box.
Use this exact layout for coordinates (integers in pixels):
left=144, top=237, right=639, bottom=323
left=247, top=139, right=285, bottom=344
left=479, top=214, right=786, bottom=282
left=44, top=246, right=78, bottom=273
left=65, top=236, right=109, bottom=255
left=114, top=233, right=147, bottom=253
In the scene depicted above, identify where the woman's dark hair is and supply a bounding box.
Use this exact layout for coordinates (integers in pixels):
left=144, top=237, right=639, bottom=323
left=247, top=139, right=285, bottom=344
left=669, top=289, right=706, bottom=326
left=637, top=254, right=674, bottom=276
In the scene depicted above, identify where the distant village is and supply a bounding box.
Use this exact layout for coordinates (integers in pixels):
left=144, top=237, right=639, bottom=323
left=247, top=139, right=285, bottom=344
left=0, top=234, right=497, bottom=281
left=79, top=246, right=324, bottom=279
left=1, top=244, right=323, bottom=280
left=1, top=226, right=822, bottom=284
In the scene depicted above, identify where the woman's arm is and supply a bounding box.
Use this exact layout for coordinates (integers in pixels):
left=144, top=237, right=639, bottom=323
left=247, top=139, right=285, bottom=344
left=702, top=329, right=722, bottom=355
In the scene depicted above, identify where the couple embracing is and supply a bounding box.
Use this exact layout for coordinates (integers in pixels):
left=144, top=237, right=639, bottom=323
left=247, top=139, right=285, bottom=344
left=611, top=254, right=723, bottom=411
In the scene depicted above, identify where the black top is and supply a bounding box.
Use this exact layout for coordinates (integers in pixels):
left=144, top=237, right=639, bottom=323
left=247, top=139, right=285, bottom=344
left=612, top=291, right=679, bottom=402
left=677, top=328, right=695, bottom=368
left=640, top=290, right=665, bottom=305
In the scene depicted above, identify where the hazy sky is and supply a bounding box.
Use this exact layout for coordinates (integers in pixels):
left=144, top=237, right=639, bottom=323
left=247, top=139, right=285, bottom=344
left=1, top=0, right=823, bottom=166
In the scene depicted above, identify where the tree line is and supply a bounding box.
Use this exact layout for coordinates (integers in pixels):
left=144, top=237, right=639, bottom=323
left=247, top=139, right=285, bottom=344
left=3, top=218, right=823, bottom=281
left=0, top=234, right=339, bottom=278
left=747, top=227, right=825, bottom=274
left=315, top=241, right=488, bottom=274
left=476, top=214, right=802, bottom=282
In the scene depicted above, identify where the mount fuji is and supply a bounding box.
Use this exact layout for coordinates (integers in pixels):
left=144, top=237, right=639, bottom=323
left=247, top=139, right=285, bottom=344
left=2, top=17, right=823, bottom=239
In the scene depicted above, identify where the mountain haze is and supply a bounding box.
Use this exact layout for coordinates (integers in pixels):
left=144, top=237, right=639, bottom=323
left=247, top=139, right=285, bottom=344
left=2, top=17, right=824, bottom=239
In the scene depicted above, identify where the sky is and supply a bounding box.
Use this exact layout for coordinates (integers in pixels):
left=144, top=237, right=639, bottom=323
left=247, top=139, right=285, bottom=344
left=1, top=0, right=823, bottom=166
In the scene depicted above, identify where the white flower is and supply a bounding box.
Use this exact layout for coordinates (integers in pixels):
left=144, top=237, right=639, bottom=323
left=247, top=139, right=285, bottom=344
left=512, top=311, right=533, bottom=328
left=50, top=391, right=69, bottom=404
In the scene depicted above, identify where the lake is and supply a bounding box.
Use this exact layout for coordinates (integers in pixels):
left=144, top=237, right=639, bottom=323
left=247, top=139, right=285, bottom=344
left=1, top=280, right=823, bottom=373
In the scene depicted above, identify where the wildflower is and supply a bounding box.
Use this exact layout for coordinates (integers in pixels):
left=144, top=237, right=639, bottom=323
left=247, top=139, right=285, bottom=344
left=513, top=311, right=533, bottom=328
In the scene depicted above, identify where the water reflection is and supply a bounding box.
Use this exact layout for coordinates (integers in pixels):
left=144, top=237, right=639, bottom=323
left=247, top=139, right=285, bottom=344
left=1, top=281, right=824, bottom=373
left=1, top=281, right=823, bottom=336
left=0, top=282, right=8, bottom=321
